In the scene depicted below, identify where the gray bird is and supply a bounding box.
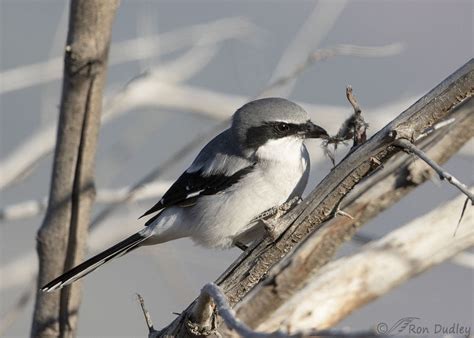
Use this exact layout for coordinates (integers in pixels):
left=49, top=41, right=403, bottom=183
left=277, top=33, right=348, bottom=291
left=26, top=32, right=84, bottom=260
left=42, top=97, right=328, bottom=292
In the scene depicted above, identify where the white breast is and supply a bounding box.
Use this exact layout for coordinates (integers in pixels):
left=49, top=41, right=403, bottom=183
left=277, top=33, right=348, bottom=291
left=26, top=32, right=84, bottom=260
left=189, top=136, right=309, bottom=248
left=254, top=136, right=308, bottom=200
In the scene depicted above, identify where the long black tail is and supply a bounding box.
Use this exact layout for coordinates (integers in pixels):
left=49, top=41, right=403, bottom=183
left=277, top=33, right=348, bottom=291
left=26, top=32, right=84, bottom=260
left=41, top=231, right=150, bottom=292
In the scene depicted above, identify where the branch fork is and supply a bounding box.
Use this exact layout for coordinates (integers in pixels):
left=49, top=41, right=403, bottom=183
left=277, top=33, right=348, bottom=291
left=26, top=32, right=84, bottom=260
left=394, top=138, right=474, bottom=203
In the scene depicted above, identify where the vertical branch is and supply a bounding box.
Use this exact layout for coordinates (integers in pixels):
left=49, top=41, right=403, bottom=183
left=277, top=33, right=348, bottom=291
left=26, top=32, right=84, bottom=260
left=31, top=1, right=119, bottom=338
left=345, top=86, right=367, bottom=146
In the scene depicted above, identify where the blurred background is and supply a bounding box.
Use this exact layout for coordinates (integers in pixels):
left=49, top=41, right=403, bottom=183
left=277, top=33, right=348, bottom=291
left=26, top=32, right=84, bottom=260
left=0, top=0, right=472, bottom=337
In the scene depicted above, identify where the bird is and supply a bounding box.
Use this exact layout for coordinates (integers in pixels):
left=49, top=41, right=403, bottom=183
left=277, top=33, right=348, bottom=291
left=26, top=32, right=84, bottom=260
left=41, top=97, right=328, bottom=292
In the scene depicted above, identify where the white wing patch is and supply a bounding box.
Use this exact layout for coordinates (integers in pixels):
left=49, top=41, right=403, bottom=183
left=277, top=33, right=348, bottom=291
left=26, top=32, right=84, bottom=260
left=186, top=190, right=205, bottom=199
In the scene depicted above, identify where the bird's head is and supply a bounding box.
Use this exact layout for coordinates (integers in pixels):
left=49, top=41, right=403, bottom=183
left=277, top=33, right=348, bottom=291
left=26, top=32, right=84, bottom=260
left=231, top=98, right=328, bottom=157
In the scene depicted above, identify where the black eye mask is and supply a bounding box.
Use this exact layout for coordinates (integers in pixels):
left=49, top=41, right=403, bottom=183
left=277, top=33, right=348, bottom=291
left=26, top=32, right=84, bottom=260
left=244, top=122, right=307, bottom=149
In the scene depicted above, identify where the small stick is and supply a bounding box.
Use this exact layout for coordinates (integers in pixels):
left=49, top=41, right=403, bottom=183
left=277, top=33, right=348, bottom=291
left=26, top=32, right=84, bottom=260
left=322, top=86, right=369, bottom=166
left=346, top=86, right=368, bottom=146
left=454, top=197, right=470, bottom=236
left=395, top=139, right=473, bottom=203
left=137, top=293, right=155, bottom=335
left=346, top=85, right=361, bottom=115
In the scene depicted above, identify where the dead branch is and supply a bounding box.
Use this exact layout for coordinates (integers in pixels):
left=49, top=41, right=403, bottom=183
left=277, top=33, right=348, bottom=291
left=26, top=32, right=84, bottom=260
left=395, top=138, right=474, bottom=202
left=137, top=293, right=156, bottom=336
left=31, top=2, right=119, bottom=337
left=158, top=59, right=473, bottom=337
left=233, top=93, right=473, bottom=331
left=258, top=193, right=473, bottom=332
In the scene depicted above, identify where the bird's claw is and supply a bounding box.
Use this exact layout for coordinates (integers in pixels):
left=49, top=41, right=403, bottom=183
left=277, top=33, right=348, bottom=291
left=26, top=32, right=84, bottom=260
left=262, top=218, right=279, bottom=241
left=257, top=196, right=302, bottom=241
left=254, top=196, right=302, bottom=222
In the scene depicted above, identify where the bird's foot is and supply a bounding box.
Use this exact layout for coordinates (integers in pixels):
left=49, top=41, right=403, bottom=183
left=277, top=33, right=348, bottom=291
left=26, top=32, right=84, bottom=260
left=254, top=196, right=302, bottom=222
left=258, top=196, right=302, bottom=240
left=262, top=218, right=279, bottom=241
left=280, top=195, right=302, bottom=212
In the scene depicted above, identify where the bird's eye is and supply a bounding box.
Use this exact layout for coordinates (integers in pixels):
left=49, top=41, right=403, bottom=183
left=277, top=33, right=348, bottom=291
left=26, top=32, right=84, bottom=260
left=275, top=123, right=290, bottom=133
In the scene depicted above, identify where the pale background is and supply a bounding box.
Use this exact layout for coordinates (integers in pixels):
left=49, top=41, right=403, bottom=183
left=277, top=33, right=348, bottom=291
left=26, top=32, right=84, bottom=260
left=1, top=1, right=473, bottom=337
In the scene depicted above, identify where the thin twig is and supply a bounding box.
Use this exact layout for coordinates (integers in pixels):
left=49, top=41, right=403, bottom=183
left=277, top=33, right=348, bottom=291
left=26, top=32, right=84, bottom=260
left=395, top=139, right=474, bottom=203
left=322, top=85, right=369, bottom=166
left=345, top=85, right=368, bottom=146
left=137, top=293, right=156, bottom=335
left=454, top=197, right=470, bottom=236
left=262, top=43, right=403, bottom=97
left=346, top=85, right=361, bottom=115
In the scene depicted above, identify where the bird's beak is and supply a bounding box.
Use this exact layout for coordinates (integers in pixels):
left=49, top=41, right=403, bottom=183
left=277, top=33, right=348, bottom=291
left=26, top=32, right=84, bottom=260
left=303, top=121, right=329, bottom=139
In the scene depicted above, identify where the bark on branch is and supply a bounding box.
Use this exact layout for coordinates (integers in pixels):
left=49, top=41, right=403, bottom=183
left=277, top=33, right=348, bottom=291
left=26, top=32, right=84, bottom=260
left=258, top=193, right=473, bottom=332
left=30, top=2, right=119, bottom=337
left=144, top=283, right=385, bottom=338
left=233, top=95, right=473, bottom=330
left=158, top=59, right=473, bottom=337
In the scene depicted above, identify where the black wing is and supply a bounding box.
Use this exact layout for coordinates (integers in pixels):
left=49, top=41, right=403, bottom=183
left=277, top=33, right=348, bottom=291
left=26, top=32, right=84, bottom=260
left=140, top=165, right=254, bottom=225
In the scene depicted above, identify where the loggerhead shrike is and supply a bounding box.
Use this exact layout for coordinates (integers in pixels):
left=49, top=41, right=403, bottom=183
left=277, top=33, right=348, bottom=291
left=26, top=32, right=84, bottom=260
left=42, top=97, right=328, bottom=292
